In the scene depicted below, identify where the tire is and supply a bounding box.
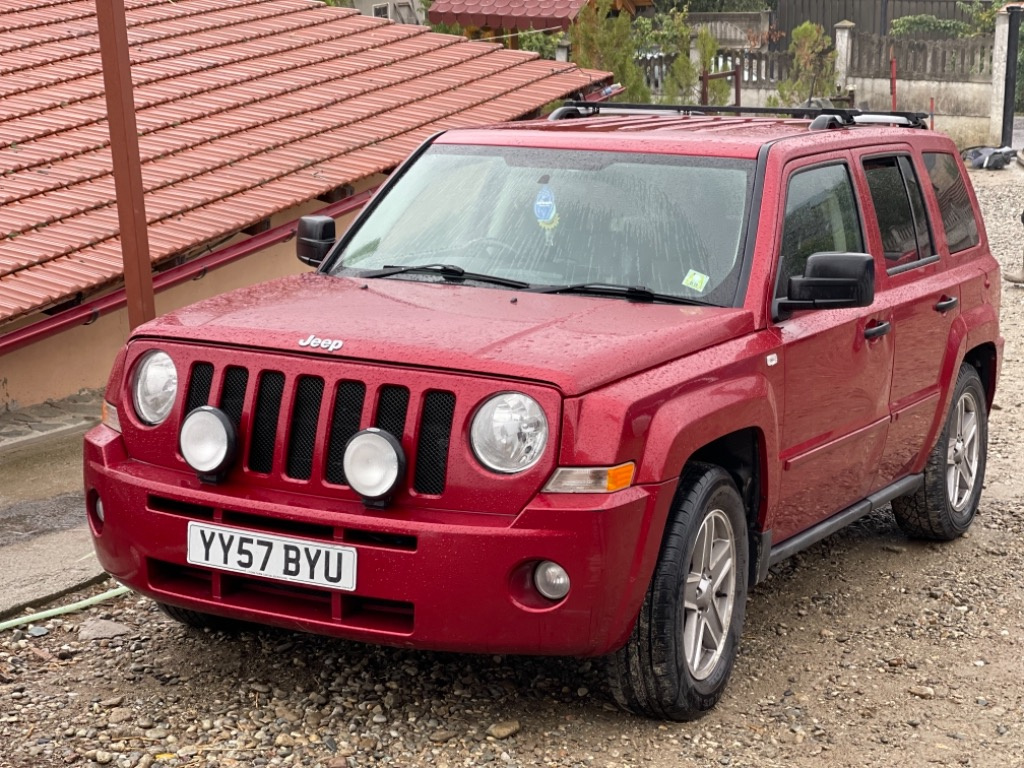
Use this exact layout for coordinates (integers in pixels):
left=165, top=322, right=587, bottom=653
left=891, top=363, right=988, bottom=541
left=157, top=601, right=248, bottom=632
left=607, top=462, right=749, bottom=720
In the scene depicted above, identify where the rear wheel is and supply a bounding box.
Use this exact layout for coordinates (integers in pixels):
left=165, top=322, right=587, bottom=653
left=891, top=363, right=988, bottom=541
left=157, top=602, right=248, bottom=632
left=608, top=462, right=748, bottom=720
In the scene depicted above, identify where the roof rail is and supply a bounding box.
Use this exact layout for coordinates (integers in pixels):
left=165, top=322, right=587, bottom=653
left=549, top=102, right=929, bottom=129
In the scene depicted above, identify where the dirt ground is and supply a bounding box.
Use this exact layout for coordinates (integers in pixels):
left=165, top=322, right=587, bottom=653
left=1, top=167, right=1023, bottom=768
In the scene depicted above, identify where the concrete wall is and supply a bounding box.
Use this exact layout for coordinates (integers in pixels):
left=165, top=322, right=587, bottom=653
left=0, top=176, right=383, bottom=411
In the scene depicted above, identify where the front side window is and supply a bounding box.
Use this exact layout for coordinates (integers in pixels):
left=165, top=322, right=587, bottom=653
left=775, top=163, right=863, bottom=299
left=328, top=145, right=756, bottom=306
left=923, top=152, right=980, bottom=254
left=863, top=155, right=935, bottom=270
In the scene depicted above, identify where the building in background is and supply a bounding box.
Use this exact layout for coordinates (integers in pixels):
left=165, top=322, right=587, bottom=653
left=0, top=0, right=611, bottom=409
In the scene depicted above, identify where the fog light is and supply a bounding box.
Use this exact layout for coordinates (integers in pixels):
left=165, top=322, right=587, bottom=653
left=533, top=560, right=570, bottom=601
left=343, top=429, right=406, bottom=503
left=95, top=497, right=105, bottom=524
left=179, top=406, right=237, bottom=480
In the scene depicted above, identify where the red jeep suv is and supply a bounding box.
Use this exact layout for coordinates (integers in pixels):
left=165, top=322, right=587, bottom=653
left=84, top=104, right=1003, bottom=720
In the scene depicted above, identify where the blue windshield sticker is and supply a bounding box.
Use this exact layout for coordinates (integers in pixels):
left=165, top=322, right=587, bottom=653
left=534, top=185, right=559, bottom=244
left=534, top=186, right=556, bottom=223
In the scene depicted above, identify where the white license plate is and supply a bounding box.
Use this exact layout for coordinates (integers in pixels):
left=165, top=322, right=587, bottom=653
left=186, top=522, right=357, bottom=591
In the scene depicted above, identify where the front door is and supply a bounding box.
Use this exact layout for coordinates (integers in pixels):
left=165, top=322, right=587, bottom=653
left=771, top=157, right=895, bottom=543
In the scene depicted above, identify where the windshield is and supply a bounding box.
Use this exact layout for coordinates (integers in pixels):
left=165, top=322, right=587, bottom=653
left=327, top=145, right=755, bottom=306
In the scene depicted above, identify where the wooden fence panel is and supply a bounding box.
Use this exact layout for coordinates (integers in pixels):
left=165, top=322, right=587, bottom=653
left=639, top=49, right=791, bottom=97
left=848, top=32, right=993, bottom=81
left=772, top=0, right=991, bottom=43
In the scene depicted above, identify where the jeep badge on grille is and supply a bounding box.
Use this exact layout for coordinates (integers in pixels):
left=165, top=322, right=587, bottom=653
left=298, top=334, right=343, bottom=352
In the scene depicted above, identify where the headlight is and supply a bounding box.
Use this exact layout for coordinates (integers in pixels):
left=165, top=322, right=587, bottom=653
left=470, top=393, right=548, bottom=473
left=132, top=350, right=178, bottom=425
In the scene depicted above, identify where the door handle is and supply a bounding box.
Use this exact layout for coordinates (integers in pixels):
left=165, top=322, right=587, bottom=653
left=864, top=320, right=891, bottom=339
left=934, top=295, right=958, bottom=312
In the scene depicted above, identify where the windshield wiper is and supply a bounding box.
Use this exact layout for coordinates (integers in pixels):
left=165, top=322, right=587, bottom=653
left=532, top=282, right=706, bottom=305
left=361, top=263, right=530, bottom=290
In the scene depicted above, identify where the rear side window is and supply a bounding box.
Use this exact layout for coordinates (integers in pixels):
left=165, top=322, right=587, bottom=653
left=923, top=152, right=980, bottom=253
left=776, top=163, right=863, bottom=299
left=863, top=155, right=935, bottom=271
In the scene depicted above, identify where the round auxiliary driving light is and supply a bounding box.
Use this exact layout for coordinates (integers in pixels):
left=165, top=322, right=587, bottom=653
left=179, top=407, right=238, bottom=479
left=533, top=560, right=570, bottom=601
left=343, top=429, right=406, bottom=503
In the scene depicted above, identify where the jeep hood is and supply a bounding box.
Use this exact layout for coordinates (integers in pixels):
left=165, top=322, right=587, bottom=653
left=137, top=273, right=755, bottom=395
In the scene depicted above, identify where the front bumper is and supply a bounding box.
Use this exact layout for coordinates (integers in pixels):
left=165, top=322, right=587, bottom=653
left=85, top=426, right=676, bottom=656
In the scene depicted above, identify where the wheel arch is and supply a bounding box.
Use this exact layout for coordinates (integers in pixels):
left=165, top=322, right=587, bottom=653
left=962, top=341, right=998, bottom=410
left=688, top=429, right=767, bottom=589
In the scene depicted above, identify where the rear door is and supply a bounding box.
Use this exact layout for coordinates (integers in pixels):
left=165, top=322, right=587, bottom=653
left=858, top=150, right=964, bottom=484
left=770, top=154, right=895, bottom=543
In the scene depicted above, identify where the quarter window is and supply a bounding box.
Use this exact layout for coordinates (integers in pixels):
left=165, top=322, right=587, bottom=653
left=923, top=152, right=980, bottom=253
left=776, top=164, right=863, bottom=299
left=863, top=155, right=935, bottom=270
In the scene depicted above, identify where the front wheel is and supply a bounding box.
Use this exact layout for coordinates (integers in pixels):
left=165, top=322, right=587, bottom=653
left=891, top=363, right=988, bottom=540
left=607, top=462, right=748, bottom=720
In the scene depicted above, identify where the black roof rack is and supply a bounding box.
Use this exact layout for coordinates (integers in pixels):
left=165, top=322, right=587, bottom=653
left=548, top=102, right=929, bottom=130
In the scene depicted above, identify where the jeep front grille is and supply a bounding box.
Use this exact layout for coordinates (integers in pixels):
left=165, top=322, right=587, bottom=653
left=185, top=363, right=455, bottom=495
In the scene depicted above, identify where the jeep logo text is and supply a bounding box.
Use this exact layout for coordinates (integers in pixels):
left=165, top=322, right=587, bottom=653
left=298, top=334, right=343, bottom=352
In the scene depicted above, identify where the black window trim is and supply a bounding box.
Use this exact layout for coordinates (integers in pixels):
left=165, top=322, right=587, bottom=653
left=922, top=150, right=981, bottom=257
left=860, top=151, right=937, bottom=276
left=772, top=157, right=867, bottom=320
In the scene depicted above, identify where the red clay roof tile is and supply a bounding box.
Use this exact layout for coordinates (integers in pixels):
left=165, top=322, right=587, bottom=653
left=427, top=0, right=590, bottom=31
left=0, top=0, right=609, bottom=325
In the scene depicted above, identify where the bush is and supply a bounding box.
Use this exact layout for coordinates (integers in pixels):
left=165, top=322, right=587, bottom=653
left=889, top=15, right=971, bottom=39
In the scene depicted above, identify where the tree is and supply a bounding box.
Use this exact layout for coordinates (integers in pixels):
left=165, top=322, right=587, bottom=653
left=519, top=28, right=565, bottom=59
left=570, top=0, right=651, bottom=102
left=776, top=21, right=836, bottom=105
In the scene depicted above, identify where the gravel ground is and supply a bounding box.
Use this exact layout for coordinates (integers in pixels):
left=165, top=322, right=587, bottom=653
left=2, top=165, right=1023, bottom=768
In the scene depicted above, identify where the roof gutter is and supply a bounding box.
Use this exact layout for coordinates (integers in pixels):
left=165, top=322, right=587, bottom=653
left=0, top=189, right=376, bottom=358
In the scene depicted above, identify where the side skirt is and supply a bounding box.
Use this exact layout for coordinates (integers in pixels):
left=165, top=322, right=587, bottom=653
left=752, top=474, right=924, bottom=584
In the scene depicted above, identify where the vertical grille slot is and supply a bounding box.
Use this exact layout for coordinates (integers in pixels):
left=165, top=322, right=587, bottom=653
left=249, top=371, right=285, bottom=474
left=375, top=385, right=410, bottom=439
left=219, top=367, right=249, bottom=429
left=286, top=376, right=324, bottom=480
left=414, top=391, right=456, bottom=495
left=185, top=362, right=213, bottom=415
left=325, top=381, right=366, bottom=485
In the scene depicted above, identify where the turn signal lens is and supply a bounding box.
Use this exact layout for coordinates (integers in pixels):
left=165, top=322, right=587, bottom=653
left=101, top=401, right=121, bottom=433
left=542, top=462, right=635, bottom=494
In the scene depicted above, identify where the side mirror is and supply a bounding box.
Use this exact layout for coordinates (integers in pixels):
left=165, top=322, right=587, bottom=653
left=296, top=215, right=336, bottom=267
left=778, top=252, right=875, bottom=314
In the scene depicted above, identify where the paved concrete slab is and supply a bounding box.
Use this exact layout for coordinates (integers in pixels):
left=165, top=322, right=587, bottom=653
left=0, top=526, right=103, bottom=619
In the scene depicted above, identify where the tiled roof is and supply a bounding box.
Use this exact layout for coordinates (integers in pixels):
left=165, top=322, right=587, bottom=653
left=0, top=0, right=610, bottom=325
left=427, top=0, right=590, bottom=31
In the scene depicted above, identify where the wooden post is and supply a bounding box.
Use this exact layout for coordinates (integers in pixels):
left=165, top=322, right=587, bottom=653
left=95, top=0, right=155, bottom=330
